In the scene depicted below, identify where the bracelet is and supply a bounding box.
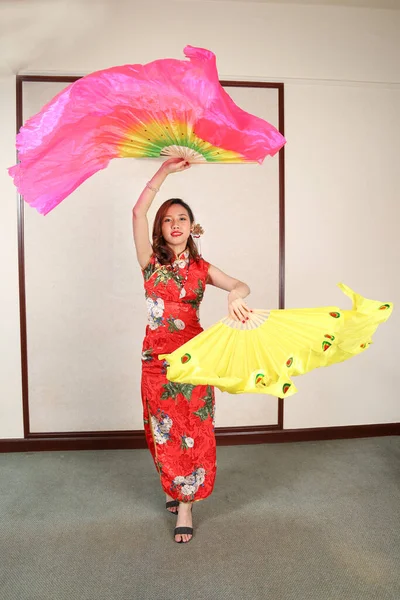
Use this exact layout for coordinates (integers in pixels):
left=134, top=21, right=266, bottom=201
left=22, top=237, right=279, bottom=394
left=146, top=182, right=160, bottom=193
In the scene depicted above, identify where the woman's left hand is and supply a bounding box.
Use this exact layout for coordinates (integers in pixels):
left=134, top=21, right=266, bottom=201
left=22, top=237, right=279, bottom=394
left=228, top=290, right=251, bottom=322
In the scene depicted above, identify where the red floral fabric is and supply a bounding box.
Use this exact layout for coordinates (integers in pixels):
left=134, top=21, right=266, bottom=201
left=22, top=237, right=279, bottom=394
left=141, top=249, right=216, bottom=502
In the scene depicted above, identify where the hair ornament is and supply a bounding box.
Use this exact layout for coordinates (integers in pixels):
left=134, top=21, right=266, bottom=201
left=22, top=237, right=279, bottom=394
left=191, top=223, right=204, bottom=238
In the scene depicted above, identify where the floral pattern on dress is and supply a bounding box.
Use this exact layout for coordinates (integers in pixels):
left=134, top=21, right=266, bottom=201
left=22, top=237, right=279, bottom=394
left=151, top=411, right=173, bottom=445
left=144, top=249, right=190, bottom=290
left=167, top=317, right=186, bottom=333
left=182, top=279, right=205, bottom=309
left=161, top=381, right=196, bottom=401
left=174, top=257, right=188, bottom=269
left=194, top=386, right=214, bottom=421
left=146, top=297, right=165, bottom=330
left=141, top=251, right=216, bottom=502
left=154, top=267, right=183, bottom=289
left=141, top=348, right=153, bottom=362
left=171, top=467, right=206, bottom=500
left=181, top=436, right=195, bottom=450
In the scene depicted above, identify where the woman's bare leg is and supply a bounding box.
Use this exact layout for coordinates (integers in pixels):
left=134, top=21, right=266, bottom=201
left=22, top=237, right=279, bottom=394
left=174, top=502, right=193, bottom=543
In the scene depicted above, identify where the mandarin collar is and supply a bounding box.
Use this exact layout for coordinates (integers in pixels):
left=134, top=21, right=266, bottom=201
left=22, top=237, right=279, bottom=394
left=174, top=248, right=189, bottom=262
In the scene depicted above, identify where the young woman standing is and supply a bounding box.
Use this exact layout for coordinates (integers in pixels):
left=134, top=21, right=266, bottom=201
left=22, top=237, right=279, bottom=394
left=132, top=157, right=251, bottom=543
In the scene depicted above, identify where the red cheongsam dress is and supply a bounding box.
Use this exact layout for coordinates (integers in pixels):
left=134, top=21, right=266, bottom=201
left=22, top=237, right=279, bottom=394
left=141, top=249, right=216, bottom=503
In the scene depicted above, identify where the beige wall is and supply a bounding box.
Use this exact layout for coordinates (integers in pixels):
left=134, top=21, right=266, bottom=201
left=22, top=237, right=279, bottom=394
left=1, top=0, right=399, bottom=438
left=21, top=82, right=281, bottom=432
left=0, top=77, right=23, bottom=438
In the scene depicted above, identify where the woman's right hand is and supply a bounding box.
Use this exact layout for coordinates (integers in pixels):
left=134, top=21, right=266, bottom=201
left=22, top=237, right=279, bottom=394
left=160, top=157, right=191, bottom=175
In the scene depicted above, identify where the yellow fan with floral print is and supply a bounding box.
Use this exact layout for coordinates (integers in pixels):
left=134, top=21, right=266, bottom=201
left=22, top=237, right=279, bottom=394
left=159, top=284, right=393, bottom=398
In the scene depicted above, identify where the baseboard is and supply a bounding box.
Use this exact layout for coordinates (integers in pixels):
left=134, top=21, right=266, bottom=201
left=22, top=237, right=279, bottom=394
left=0, top=422, right=398, bottom=453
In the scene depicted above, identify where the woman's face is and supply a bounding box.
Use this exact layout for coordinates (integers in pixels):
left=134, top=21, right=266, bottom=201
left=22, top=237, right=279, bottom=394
left=161, top=204, right=192, bottom=249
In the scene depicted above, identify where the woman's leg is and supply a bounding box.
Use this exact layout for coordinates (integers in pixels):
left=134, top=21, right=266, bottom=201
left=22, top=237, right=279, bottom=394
left=141, top=376, right=157, bottom=468
left=149, top=381, right=216, bottom=502
left=142, top=366, right=217, bottom=535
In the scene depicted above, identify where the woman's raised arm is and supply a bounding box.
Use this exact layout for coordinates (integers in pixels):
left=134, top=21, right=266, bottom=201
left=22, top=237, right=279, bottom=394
left=132, top=158, right=190, bottom=268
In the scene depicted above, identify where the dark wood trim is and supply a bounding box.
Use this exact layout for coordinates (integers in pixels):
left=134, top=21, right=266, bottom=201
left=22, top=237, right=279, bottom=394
left=219, top=81, right=287, bottom=423
left=1, top=432, right=147, bottom=453
left=18, top=77, right=283, bottom=88
left=15, top=75, right=90, bottom=437
left=1, top=423, right=398, bottom=453
left=277, top=398, right=284, bottom=429
left=16, top=77, right=30, bottom=438
left=24, top=424, right=278, bottom=439
left=220, top=81, right=284, bottom=89
left=16, top=77, right=285, bottom=441
left=277, top=83, right=285, bottom=423
left=216, top=422, right=400, bottom=445
left=220, top=81, right=285, bottom=310
left=277, top=83, right=285, bottom=310
left=217, top=422, right=400, bottom=445
left=18, top=75, right=80, bottom=83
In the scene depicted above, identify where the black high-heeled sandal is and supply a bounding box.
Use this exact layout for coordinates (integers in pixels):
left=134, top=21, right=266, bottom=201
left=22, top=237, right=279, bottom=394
left=165, top=500, right=179, bottom=514
left=174, top=526, right=193, bottom=543
left=174, top=504, right=193, bottom=543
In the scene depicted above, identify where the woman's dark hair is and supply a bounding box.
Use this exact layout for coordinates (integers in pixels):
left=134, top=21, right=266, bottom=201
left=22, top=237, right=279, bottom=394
left=152, top=198, right=200, bottom=265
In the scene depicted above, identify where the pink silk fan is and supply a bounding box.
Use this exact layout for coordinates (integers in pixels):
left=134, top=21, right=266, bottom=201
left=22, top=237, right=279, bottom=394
left=9, top=46, right=286, bottom=214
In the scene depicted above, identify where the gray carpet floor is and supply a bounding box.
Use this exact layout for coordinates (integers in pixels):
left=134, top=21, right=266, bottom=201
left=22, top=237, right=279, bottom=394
left=1, top=436, right=399, bottom=600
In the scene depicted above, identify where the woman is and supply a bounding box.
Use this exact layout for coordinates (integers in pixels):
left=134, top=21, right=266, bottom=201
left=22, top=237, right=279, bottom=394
left=132, top=157, right=251, bottom=543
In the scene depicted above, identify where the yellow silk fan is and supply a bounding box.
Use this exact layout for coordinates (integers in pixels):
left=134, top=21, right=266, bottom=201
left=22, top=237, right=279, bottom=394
left=159, top=284, right=393, bottom=398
